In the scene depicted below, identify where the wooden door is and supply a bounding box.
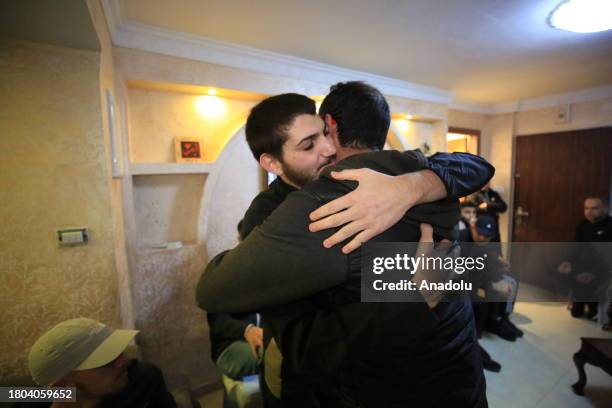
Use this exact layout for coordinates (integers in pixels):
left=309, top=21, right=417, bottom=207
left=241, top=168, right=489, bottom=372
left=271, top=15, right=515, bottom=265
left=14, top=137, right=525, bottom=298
left=511, top=127, right=612, bottom=294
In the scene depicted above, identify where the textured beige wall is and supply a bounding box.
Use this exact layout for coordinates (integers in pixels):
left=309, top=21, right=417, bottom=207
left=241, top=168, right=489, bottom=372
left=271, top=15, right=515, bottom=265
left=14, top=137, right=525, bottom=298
left=448, top=109, right=488, bottom=131
left=482, top=113, right=515, bottom=243
left=515, top=98, right=612, bottom=136
left=0, top=39, right=120, bottom=381
left=131, top=244, right=212, bottom=386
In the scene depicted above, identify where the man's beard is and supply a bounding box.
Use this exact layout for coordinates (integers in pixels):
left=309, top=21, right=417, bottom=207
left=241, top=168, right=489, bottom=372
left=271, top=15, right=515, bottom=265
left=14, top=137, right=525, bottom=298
left=281, top=161, right=331, bottom=188
left=281, top=164, right=318, bottom=188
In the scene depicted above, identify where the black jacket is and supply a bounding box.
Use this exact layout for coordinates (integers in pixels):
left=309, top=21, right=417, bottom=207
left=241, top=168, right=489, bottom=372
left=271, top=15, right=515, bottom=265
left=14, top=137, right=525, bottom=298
left=472, top=188, right=507, bottom=220
left=575, top=215, right=612, bottom=243
left=13, top=360, right=176, bottom=408
left=197, top=150, right=492, bottom=407
left=570, top=215, right=612, bottom=282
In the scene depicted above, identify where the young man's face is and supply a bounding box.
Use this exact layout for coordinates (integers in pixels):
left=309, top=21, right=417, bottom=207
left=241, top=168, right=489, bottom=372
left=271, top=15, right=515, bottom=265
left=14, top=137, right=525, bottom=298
left=584, top=198, right=607, bottom=223
left=278, top=114, right=336, bottom=188
left=460, top=206, right=476, bottom=222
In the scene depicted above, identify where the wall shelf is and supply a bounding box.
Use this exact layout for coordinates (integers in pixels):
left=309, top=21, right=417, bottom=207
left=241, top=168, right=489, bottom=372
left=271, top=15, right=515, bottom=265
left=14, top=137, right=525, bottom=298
left=130, top=163, right=215, bottom=175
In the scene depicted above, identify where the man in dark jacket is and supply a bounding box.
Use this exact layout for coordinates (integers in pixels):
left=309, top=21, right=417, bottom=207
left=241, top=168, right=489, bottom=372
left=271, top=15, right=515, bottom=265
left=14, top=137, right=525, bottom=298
left=198, top=82, right=492, bottom=407
left=208, top=223, right=262, bottom=381
left=559, top=196, right=612, bottom=318
left=207, top=312, right=261, bottom=379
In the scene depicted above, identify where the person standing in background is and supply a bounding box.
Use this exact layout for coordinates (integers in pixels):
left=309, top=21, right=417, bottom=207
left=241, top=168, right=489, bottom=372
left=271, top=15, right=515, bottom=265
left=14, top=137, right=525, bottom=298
left=471, top=182, right=507, bottom=243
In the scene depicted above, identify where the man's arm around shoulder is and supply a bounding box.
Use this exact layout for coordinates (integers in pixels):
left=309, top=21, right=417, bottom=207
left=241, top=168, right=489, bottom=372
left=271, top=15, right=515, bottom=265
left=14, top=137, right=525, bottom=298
left=196, top=188, right=348, bottom=313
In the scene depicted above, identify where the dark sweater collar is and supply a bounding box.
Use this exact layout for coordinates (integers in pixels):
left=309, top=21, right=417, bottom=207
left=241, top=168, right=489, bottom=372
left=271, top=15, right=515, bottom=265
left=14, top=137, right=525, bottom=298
left=588, top=215, right=611, bottom=227
left=269, top=176, right=297, bottom=198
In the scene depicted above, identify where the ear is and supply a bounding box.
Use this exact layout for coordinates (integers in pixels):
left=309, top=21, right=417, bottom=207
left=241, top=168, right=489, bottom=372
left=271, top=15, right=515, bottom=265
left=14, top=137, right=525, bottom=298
left=324, top=114, right=340, bottom=144
left=259, top=153, right=284, bottom=177
left=323, top=113, right=336, bottom=129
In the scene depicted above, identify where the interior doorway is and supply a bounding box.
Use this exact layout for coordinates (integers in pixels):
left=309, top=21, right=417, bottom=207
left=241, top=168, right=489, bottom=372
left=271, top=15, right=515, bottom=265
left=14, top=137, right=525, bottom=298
left=510, top=127, right=612, bottom=290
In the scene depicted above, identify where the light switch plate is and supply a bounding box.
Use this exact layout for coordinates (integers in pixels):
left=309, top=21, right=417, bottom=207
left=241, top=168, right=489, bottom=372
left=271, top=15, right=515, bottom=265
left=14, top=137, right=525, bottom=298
left=57, top=228, right=89, bottom=246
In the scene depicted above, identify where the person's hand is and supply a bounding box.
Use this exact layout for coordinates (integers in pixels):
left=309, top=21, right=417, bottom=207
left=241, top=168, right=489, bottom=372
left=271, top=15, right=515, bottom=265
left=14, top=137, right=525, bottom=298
left=309, top=169, right=430, bottom=254
left=478, top=202, right=488, bottom=210
left=414, top=224, right=456, bottom=309
left=575, top=272, right=596, bottom=285
left=558, top=261, right=572, bottom=275
left=491, top=277, right=513, bottom=298
left=468, top=216, right=477, bottom=227
left=244, top=326, right=263, bottom=358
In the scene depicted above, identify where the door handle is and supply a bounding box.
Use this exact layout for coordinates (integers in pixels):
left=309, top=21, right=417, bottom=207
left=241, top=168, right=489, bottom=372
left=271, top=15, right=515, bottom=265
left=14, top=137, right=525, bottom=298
left=515, top=206, right=529, bottom=226
left=515, top=206, right=530, bottom=217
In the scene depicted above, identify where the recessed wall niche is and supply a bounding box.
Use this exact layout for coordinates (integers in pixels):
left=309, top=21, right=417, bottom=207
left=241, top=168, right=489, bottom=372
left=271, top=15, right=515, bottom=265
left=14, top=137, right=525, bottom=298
left=133, top=174, right=207, bottom=247
left=125, top=81, right=266, bottom=248
left=389, top=117, right=435, bottom=152
left=127, top=84, right=260, bottom=164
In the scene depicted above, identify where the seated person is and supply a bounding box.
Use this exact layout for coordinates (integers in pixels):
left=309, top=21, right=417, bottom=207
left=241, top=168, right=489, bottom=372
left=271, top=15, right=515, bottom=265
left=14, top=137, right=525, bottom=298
left=207, top=312, right=262, bottom=380
left=469, top=215, right=522, bottom=342
left=558, top=196, right=612, bottom=319
left=26, top=318, right=176, bottom=407
left=455, top=204, right=499, bottom=372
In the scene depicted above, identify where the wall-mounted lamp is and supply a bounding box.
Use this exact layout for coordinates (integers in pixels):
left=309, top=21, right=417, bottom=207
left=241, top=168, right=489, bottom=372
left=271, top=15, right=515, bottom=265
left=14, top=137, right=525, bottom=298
left=195, top=95, right=226, bottom=118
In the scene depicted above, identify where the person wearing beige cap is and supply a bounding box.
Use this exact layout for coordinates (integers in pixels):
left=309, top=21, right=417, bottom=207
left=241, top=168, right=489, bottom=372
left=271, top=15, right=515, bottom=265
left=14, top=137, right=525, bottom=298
left=26, top=318, right=176, bottom=408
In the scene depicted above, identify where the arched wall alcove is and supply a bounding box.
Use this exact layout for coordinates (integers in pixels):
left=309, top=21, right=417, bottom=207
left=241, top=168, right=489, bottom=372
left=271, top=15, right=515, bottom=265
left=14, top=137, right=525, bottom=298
left=198, top=124, right=261, bottom=258
left=128, top=125, right=260, bottom=389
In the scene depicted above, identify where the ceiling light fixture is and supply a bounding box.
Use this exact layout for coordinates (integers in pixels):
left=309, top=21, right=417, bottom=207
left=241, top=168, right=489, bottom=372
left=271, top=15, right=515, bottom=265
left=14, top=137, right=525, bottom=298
left=207, top=88, right=218, bottom=96
left=405, top=114, right=413, bottom=120
left=549, top=0, right=612, bottom=33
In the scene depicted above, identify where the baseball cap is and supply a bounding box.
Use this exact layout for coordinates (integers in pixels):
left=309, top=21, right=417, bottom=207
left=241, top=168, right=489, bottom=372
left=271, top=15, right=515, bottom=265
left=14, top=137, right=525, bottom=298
left=28, top=318, right=138, bottom=385
left=475, top=215, right=498, bottom=238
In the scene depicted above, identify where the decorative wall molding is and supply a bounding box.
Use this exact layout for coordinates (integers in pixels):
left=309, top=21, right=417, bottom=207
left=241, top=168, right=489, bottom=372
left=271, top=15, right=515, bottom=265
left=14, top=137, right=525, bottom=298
left=451, top=84, right=612, bottom=115
left=101, top=0, right=451, bottom=104
left=448, top=100, right=492, bottom=114
left=102, top=0, right=612, bottom=115
left=488, top=84, right=612, bottom=114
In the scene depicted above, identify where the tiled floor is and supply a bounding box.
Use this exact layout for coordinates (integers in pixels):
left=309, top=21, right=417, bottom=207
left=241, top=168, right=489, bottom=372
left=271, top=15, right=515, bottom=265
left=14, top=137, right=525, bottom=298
left=482, top=302, right=612, bottom=408
left=199, top=302, right=612, bottom=407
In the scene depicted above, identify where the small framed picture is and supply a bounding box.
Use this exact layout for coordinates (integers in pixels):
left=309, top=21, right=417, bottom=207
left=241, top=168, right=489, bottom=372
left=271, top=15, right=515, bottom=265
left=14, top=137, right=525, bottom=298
left=175, top=138, right=204, bottom=162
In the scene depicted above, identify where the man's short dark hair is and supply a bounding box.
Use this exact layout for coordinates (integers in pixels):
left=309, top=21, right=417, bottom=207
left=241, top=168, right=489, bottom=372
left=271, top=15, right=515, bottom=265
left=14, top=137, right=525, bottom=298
left=245, top=93, right=316, bottom=160
left=585, top=196, right=609, bottom=206
left=319, top=81, right=390, bottom=150
left=460, top=201, right=476, bottom=208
